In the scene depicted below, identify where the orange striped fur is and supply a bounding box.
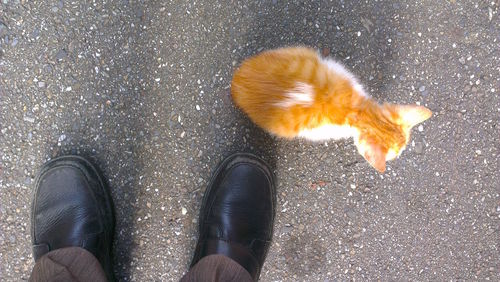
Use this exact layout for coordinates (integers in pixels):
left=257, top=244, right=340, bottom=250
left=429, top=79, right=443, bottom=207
left=231, top=47, right=432, bottom=173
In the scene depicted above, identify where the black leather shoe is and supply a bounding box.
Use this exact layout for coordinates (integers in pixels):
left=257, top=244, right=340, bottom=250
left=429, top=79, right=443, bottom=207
left=31, top=155, right=115, bottom=281
left=190, top=153, right=276, bottom=280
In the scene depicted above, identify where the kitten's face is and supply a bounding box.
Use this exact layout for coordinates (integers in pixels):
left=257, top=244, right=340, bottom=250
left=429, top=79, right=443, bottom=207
left=354, top=104, right=432, bottom=172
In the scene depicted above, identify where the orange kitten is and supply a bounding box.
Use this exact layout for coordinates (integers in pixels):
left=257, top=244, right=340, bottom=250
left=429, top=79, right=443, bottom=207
left=231, top=47, right=432, bottom=173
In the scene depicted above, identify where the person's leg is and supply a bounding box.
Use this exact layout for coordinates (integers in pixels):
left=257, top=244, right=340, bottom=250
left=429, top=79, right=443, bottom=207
left=182, top=153, right=276, bottom=281
left=30, top=155, right=114, bottom=281
left=30, top=247, right=106, bottom=282
left=181, top=254, right=253, bottom=282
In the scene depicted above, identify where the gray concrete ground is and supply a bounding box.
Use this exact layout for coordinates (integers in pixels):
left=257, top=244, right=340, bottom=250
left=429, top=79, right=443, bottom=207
left=1, top=0, right=499, bottom=281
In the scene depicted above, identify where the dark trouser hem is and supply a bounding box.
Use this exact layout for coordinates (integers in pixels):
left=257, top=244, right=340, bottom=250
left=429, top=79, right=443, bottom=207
left=181, top=254, right=254, bottom=282
left=30, top=248, right=253, bottom=281
left=29, top=247, right=107, bottom=282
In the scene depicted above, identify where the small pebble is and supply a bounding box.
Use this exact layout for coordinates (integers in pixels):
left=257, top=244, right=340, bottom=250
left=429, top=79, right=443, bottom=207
left=414, top=142, right=424, bottom=154
left=195, top=105, right=200, bottom=111
left=181, top=207, right=187, bottom=215
left=322, top=47, right=330, bottom=56
left=418, top=125, right=424, bottom=132
left=419, top=85, right=426, bottom=92
left=23, top=116, right=35, bottom=123
left=55, top=49, right=67, bottom=60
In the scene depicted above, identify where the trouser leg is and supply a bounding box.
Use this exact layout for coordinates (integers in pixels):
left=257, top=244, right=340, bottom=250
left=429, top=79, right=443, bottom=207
left=29, top=246, right=107, bottom=282
left=181, top=254, right=254, bottom=282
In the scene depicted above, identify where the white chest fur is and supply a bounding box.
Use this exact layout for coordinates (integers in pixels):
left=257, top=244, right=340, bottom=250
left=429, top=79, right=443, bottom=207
left=298, top=124, right=359, bottom=141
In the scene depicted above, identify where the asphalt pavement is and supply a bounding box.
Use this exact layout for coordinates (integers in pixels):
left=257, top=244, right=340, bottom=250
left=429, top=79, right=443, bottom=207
left=1, top=1, right=499, bottom=281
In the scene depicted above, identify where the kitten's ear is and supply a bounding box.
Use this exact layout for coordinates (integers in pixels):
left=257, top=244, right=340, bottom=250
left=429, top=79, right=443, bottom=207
left=395, top=105, right=432, bottom=128
left=355, top=138, right=387, bottom=173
